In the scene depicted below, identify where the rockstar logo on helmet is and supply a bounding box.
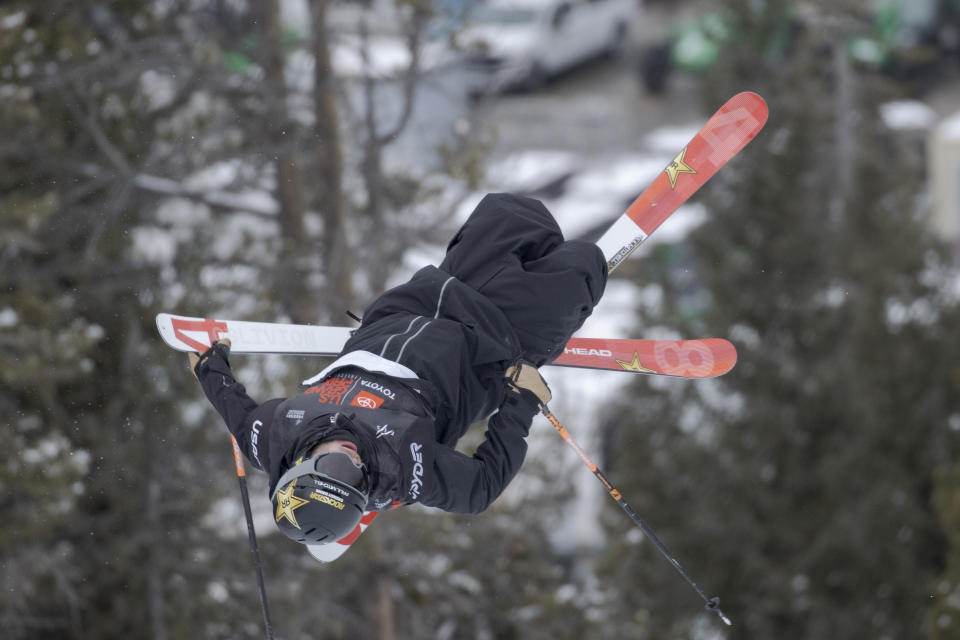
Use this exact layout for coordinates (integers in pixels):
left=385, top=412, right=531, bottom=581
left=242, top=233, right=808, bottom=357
left=275, top=480, right=310, bottom=528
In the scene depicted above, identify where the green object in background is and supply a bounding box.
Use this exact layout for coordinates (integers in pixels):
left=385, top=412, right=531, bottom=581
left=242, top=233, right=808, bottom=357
left=847, top=0, right=909, bottom=69
left=643, top=0, right=960, bottom=92
left=223, top=27, right=303, bottom=73
left=641, top=3, right=792, bottom=93
left=671, top=11, right=731, bottom=72
left=224, top=50, right=253, bottom=73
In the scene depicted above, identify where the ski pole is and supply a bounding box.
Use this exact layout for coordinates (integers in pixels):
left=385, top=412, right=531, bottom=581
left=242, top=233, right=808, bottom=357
left=539, top=404, right=732, bottom=627
left=230, top=435, right=276, bottom=640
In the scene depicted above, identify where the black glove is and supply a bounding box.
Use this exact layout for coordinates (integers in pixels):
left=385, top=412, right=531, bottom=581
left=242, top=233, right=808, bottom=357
left=188, top=339, right=231, bottom=379
left=505, top=362, right=552, bottom=406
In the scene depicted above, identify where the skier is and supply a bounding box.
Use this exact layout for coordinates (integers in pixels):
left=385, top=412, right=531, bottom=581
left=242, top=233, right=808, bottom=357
left=190, top=193, right=607, bottom=548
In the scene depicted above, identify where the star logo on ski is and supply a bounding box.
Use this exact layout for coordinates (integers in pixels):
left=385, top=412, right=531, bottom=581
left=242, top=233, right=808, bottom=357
left=665, top=147, right=697, bottom=189
left=616, top=352, right=656, bottom=374
left=275, top=480, right=309, bottom=529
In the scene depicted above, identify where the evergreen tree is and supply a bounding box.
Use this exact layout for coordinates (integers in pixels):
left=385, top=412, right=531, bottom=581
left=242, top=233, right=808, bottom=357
left=595, top=1, right=960, bottom=638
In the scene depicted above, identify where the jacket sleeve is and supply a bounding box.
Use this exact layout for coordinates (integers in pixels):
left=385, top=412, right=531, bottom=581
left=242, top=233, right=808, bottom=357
left=420, top=390, right=539, bottom=514
left=194, top=343, right=284, bottom=473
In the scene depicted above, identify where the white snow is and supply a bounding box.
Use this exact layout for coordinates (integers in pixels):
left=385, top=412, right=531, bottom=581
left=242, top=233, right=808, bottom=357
left=280, top=0, right=310, bottom=36
left=134, top=174, right=279, bottom=216
left=949, top=414, right=960, bottom=431
left=1, top=11, right=25, bottom=30
left=138, top=69, right=177, bottom=111
left=937, top=110, right=960, bottom=139
left=207, top=212, right=277, bottom=261
left=130, top=227, right=178, bottom=265
left=332, top=35, right=454, bottom=78
left=208, top=189, right=279, bottom=216
left=0, top=307, right=18, bottom=328
left=566, top=155, right=668, bottom=199
left=199, top=264, right=262, bottom=290
left=879, top=100, right=937, bottom=131
left=183, top=161, right=241, bottom=192
left=85, top=324, right=105, bottom=342
left=728, top=322, right=761, bottom=349
left=885, top=296, right=939, bottom=329
left=22, top=433, right=71, bottom=465
left=68, top=449, right=92, bottom=474
left=643, top=125, right=702, bottom=153
left=206, top=581, right=230, bottom=603
left=447, top=570, right=484, bottom=594
left=484, top=150, right=579, bottom=193
left=814, top=283, right=850, bottom=309
left=155, top=197, right=211, bottom=227
left=332, top=34, right=412, bottom=78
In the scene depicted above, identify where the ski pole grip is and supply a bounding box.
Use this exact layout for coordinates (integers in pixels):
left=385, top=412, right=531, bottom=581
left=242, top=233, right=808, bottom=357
left=231, top=435, right=246, bottom=478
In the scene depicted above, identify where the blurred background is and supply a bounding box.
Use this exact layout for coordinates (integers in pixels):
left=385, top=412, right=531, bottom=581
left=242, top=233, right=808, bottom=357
left=4, top=0, right=960, bottom=638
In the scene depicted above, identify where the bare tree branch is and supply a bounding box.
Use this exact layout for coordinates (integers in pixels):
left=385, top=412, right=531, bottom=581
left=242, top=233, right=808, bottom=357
left=375, top=7, right=428, bottom=145
left=63, top=79, right=133, bottom=176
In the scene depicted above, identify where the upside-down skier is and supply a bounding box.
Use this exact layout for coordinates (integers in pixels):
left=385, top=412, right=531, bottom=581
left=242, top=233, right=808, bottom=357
left=190, top=193, right=607, bottom=550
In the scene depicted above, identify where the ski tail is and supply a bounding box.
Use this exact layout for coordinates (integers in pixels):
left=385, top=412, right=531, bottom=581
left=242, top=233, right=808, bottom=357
left=597, top=91, right=768, bottom=272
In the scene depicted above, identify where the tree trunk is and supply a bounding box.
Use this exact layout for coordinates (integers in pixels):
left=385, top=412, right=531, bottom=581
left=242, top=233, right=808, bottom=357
left=375, top=577, right=397, bottom=640
left=261, top=0, right=316, bottom=321
left=311, top=0, right=353, bottom=316
left=146, top=474, right=168, bottom=640
left=359, top=14, right=386, bottom=223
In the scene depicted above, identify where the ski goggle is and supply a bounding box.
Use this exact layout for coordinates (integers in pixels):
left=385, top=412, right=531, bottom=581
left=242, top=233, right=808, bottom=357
left=313, top=451, right=367, bottom=492
left=271, top=451, right=369, bottom=502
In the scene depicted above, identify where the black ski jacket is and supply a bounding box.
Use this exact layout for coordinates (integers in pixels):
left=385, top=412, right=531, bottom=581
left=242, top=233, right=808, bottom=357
left=196, top=351, right=539, bottom=513
left=195, top=193, right=607, bottom=515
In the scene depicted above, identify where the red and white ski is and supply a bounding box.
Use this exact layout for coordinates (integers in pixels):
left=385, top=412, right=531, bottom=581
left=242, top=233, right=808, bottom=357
left=598, top=91, right=768, bottom=271
left=157, top=313, right=737, bottom=379
left=559, top=335, right=735, bottom=379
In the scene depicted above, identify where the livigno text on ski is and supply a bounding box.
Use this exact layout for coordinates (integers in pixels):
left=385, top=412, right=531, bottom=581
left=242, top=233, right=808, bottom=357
left=176, top=92, right=768, bottom=631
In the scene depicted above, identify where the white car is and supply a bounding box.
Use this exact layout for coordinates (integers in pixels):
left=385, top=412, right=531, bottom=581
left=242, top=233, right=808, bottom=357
left=457, top=0, right=635, bottom=93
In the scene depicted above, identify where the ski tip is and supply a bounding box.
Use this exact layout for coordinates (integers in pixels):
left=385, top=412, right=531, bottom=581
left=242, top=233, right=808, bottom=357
left=729, top=91, right=769, bottom=126
left=733, top=90, right=766, bottom=102
left=710, top=338, right=738, bottom=377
